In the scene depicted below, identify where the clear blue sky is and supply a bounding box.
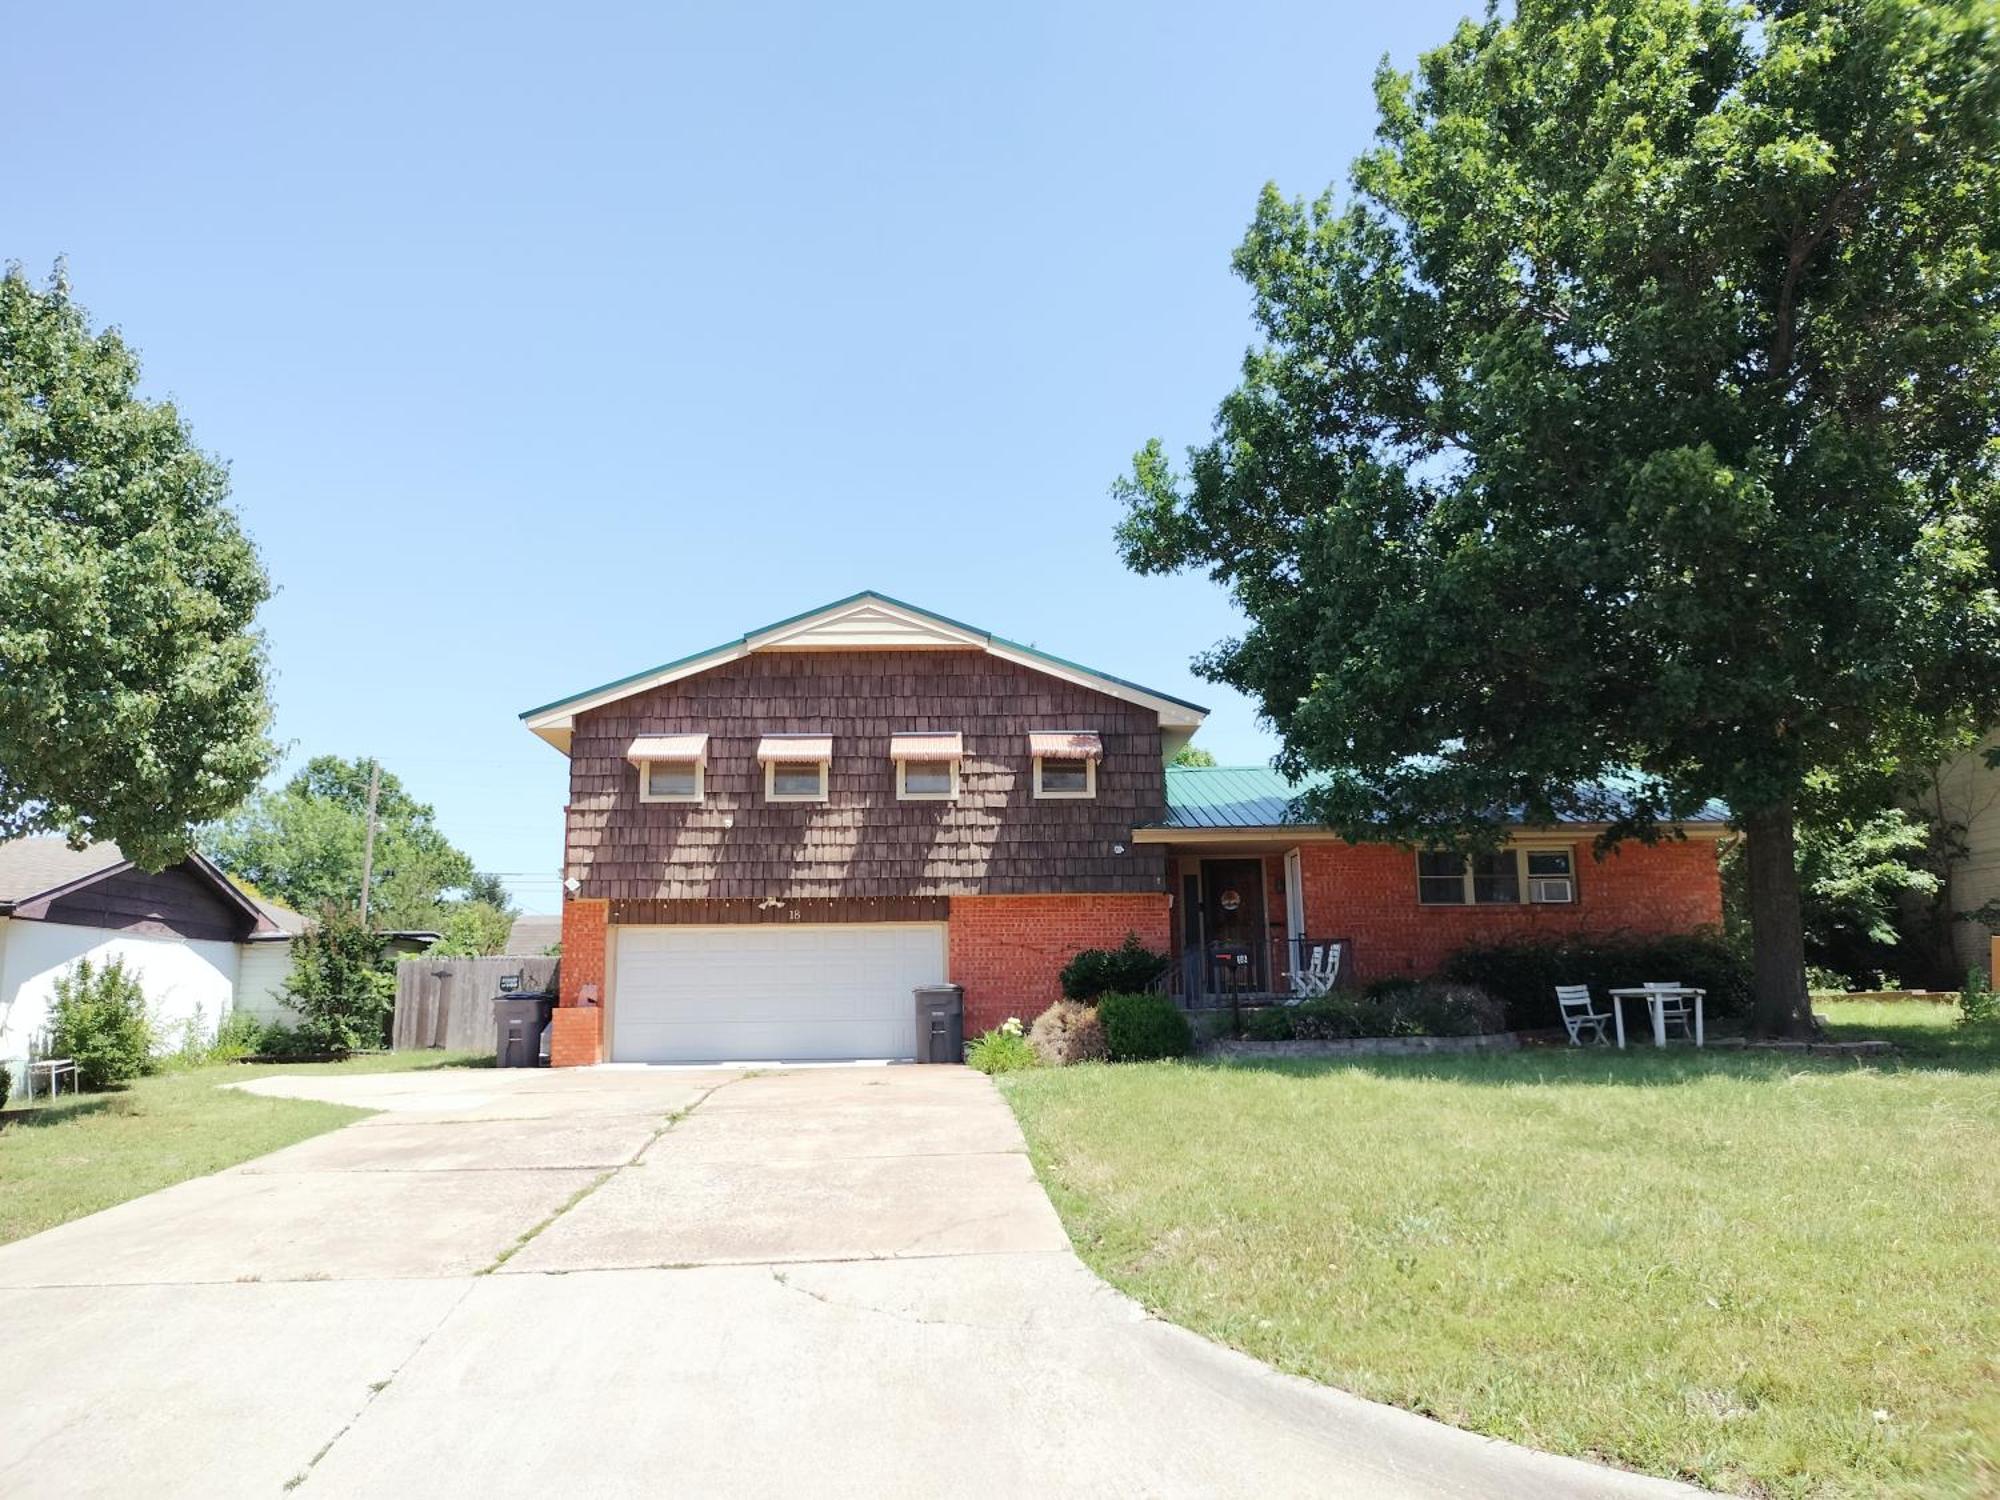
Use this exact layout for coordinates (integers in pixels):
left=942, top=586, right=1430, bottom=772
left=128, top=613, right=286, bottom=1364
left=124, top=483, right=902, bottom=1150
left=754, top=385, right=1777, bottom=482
left=7, top=0, right=1475, bottom=913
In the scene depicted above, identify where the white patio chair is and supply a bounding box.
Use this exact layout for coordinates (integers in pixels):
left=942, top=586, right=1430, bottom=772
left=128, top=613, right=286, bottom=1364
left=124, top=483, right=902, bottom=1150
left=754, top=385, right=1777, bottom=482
left=1644, top=982, right=1697, bottom=1040
left=1555, top=984, right=1612, bottom=1045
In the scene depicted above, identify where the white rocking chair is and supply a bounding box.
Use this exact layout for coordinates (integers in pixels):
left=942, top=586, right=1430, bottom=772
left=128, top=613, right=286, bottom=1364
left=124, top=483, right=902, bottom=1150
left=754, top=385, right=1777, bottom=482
left=1555, top=984, right=1612, bottom=1045
left=1290, top=943, right=1341, bottom=1001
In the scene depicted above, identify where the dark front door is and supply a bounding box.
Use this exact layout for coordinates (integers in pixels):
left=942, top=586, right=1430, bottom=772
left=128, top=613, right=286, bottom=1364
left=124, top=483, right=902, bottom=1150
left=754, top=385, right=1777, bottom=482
left=1201, top=859, right=1266, bottom=993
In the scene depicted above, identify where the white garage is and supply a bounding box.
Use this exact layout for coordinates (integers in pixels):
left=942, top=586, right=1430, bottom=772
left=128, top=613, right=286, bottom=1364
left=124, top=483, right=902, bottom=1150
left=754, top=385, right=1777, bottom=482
left=611, top=923, right=948, bottom=1063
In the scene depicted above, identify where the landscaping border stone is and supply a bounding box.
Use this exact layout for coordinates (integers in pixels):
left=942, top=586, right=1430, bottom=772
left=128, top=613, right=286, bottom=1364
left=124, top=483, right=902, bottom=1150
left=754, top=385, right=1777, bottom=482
left=1205, top=1033, right=1521, bottom=1060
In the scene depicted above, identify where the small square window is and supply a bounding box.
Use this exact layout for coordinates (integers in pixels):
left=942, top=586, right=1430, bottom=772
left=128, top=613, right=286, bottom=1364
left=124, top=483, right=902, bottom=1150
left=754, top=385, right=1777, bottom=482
left=899, top=758, right=956, bottom=800
left=1417, top=851, right=1467, bottom=904
left=640, top=760, right=702, bottom=803
left=769, top=761, right=826, bottom=800
left=1035, top=757, right=1093, bottom=797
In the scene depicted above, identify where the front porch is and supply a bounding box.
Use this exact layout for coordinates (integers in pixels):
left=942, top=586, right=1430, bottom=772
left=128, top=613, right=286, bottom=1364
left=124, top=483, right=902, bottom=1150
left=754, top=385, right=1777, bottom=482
left=1162, top=847, right=1351, bottom=1007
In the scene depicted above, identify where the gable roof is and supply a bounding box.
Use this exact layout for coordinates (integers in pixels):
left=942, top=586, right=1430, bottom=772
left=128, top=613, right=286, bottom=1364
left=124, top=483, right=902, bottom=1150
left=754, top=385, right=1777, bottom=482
left=1157, top=766, right=1732, bottom=833
left=520, top=591, right=1208, bottom=753
left=0, top=836, right=293, bottom=937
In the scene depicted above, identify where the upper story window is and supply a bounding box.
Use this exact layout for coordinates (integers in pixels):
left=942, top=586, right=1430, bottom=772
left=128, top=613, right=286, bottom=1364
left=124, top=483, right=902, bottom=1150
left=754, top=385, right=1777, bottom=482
left=1029, top=731, right=1101, bottom=800
left=1417, top=846, right=1576, bottom=905
left=758, top=733, right=832, bottom=803
left=627, top=733, right=707, bottom=805
left=891, top=732, right=963, bottom=802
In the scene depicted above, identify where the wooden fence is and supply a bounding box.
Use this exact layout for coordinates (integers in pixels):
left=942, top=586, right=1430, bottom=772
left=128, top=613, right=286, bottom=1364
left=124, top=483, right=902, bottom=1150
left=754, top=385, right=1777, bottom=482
left=392, top=956, right=559, bottom=1053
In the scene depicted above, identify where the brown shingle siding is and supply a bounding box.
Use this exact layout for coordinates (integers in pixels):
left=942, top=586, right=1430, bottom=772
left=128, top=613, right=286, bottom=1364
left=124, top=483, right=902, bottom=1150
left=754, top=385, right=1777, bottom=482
left=565, top=650, right=1168, bottom=901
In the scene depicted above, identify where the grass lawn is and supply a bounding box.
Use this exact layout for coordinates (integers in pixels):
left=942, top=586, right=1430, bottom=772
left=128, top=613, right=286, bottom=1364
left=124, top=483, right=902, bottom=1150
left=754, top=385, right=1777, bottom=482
left=999, top=1002, right=2000, bottom=1499
left=0, top=1051, right=490, bottom=1247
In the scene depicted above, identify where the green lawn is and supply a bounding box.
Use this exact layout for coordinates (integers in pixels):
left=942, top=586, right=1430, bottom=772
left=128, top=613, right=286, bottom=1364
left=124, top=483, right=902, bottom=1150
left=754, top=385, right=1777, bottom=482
left=999, top=1003, right=2000, bottom=1499
left=0, top=1051, right=489, bottom=1247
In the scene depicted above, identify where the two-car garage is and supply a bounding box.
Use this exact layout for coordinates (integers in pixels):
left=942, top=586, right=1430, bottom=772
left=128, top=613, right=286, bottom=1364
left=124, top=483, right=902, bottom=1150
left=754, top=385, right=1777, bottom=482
left=609, top=923, right=949, bottom=1063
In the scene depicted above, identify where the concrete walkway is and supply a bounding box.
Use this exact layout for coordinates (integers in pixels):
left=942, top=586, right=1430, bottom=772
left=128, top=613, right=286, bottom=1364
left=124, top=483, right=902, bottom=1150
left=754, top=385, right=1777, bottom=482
left=0, top=1064, right=1699, bottom=1498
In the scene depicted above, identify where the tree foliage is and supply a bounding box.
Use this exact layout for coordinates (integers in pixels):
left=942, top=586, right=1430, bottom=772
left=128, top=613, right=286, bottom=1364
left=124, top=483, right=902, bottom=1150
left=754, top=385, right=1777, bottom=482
left=0, top=265, right=275, bottom=869
left=1171, top=745, right=1219, bottom=768
left=281, top=903, right=394, bottom=1055
left=1116, top=0, right=2000, bottom=1033
left=206, top=754, right=513, bottom=938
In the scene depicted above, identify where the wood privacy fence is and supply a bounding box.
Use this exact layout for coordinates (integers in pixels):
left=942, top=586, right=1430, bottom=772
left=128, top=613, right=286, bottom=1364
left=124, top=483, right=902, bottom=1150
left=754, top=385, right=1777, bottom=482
left=392, top=956, right=559, bottom=1052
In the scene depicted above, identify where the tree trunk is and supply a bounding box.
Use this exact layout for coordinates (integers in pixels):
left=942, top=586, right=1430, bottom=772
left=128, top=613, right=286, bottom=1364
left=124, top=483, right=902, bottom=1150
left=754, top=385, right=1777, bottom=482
left=1742, top=802, right=1816, bottom=1038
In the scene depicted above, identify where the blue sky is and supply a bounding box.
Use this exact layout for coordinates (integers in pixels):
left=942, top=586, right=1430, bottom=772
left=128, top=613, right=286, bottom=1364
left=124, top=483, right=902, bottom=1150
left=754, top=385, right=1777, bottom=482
left=7, top=0, right=1475, bottom=913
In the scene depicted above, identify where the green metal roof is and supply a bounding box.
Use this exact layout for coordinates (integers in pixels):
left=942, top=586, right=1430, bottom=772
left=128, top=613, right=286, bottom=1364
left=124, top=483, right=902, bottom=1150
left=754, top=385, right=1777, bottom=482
left=520, top=590, right=1208, bottom=722
left=1160, top=766, right=1731, bottom=830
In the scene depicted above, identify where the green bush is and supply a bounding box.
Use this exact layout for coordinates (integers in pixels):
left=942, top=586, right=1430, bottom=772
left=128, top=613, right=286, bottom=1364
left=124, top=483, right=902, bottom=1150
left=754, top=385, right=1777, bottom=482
left=966, top=1020, right=1039, bottom=1074
left=1960, top=967, right=1998, bottom=1027
left=1060, top=933, right=1170, bottom=1001
left=1439, top=932, right=1751, bottom=1030
left=1244, top=982, right=1505, bottom=1042
left=282, top=906, right=395, bottom=1056
left=48, top=956, right=156, bottom=1089
left=0, top=1060, right=11, bottom=1110
left=1097, top=991, right=1194, bottom=1061
left=253, top=1021, right=324, bottom=1060
left=210, top=1009, right=267, bottom=1061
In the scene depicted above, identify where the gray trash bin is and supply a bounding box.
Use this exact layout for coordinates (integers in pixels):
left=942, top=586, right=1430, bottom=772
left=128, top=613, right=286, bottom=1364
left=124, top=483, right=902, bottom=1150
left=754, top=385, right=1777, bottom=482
left=914, top=983, right=964, bottom=1064
left=494, top=993, right=557, bottom=1068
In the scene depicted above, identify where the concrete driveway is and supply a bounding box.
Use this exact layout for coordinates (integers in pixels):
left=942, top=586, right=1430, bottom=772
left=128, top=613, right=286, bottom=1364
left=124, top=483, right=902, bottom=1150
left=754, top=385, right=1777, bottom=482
left=0, top=1064, right=1695, bottom=1499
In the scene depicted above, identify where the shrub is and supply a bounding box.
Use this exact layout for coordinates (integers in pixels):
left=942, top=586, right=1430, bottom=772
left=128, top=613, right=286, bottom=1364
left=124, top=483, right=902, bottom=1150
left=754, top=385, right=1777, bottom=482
left=1440, top=932, right=1751, bottom=1030
left=1097, top=991, right=1194, bottom=1061
left=282, top=906, right=395, bottom=1056
left=211, top=1009, right=267, bottom=1061
left=1960, top=967, right=1998, bottom=1028
left=253, top=1022, right=324, bottom=1060
left=1060, top=933, right=1170, bottom=1001
left=1027, top=1002, right=1108, bottom=1065
left=0, top=1060, right=11, bottom=1110
left=48, top=956, right=156, bottom=1089
left=1242, top=982, right=1505, bottom=1042
left=966, top=1020, right=1039, bottom=1074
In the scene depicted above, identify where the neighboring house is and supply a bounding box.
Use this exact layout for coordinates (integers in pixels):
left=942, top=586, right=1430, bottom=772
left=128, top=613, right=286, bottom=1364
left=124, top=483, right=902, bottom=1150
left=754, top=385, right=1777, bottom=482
left=0, top=837, right=301, bottom=1079
left=1918, top=731, right=2000, bottom=983
left=505, top=914, right=562, bottom=955
left=522, top=592, right=1727, bottom=1066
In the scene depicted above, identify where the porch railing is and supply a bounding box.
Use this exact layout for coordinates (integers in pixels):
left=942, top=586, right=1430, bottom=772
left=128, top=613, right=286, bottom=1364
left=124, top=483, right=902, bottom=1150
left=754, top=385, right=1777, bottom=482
left=1162, top=935, right=1353, bottom=1006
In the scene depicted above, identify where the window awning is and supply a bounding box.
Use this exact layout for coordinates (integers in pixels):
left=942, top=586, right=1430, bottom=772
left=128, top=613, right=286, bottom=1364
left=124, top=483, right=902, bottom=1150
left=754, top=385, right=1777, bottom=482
left=1028, top=731, right=1102, bottom=760
left=757, top=734, right=833, bottom=764
left=888, top=732, right=963, bottom=761
left=625, top=733, right=708, bottom=766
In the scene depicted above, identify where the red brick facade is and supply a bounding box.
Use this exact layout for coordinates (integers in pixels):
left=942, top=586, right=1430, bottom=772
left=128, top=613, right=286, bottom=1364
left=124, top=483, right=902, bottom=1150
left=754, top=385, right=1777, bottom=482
left=948, top=893, right=1172, bottom=1034
left=549, top=1006, right=602, bottom=1068
left=559, top=898, right=608, bottom=1007
left=1170, top=837, right=1722, bottom=985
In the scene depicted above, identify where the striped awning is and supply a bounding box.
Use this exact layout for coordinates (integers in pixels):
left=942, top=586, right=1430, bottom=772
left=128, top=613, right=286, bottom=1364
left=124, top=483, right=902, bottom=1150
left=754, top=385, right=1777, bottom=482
left=757, top=734, right=833, bottom=764
left=625, top=733, right=708, bottom=766
left=1028, top=731, right=1102, bottom=760
left=889, top=732, right=963, bottom=761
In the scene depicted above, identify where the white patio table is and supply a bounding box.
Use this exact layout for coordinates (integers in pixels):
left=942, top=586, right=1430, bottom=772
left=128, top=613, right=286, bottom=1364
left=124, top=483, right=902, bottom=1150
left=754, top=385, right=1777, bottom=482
left=1605, top=987, right=1705, bottom=1049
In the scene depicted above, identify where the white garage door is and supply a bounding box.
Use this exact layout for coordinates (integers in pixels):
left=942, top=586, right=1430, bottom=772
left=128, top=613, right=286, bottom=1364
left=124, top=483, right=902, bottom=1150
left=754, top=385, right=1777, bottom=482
left=611, top=923, right=947, bottom=1063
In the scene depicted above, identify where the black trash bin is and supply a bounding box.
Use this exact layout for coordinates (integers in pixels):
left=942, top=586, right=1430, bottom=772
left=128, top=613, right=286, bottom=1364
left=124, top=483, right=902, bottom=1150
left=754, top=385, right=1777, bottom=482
left=914, top=983, right=964, bottom=1064
left=494, top=992, right=557, bottom=1068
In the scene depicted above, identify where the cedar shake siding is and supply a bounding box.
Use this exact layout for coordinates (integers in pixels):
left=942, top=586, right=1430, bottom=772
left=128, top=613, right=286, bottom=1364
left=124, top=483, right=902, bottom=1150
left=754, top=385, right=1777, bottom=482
left=564, top=650, right=1168, bottom=901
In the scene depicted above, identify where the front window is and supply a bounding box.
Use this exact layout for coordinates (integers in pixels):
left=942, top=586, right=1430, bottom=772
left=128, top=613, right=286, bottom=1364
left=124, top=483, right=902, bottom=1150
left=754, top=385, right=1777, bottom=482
left=899, top=758, right=956, bottom=799
left=640, top=760, right=702, bottom=803
left=1417, top=847, right=1577, bottom=905
left=768, top=761, right=826, bottom=800
left=1035, top=757, right=1093, bottom=797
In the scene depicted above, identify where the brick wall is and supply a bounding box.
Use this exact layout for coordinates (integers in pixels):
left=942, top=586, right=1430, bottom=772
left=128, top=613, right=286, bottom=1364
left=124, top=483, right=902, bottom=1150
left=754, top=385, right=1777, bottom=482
left=560, top=898, right=607, bottom=1007
left=1290, top=838, right=1723, bottom=982
left=549, top=1006, right=601, bottom=1068
left=948, top=893, right=1172, bottom=1034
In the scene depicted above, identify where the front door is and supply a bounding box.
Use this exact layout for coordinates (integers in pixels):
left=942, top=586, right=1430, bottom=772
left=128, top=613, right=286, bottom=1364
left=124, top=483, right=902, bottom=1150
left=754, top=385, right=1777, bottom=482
left=1200, top=859, right=1267, bottom=993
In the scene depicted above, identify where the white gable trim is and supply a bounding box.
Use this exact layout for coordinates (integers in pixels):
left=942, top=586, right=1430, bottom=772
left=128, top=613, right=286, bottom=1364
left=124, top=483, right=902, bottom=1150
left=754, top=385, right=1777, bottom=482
left=522, top=593, right=1207, bottom=752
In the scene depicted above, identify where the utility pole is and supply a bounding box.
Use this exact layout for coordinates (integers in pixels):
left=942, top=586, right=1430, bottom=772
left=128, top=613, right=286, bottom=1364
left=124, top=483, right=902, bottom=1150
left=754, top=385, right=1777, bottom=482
left=357, top=759, right=381, bottom=928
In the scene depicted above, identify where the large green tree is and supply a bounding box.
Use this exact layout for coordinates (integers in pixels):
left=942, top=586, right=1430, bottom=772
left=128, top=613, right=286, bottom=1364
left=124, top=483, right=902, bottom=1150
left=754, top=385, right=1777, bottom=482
left=206, top=754, right=514, bottom=944
left=1116, top=0, right=2000, bottom=1035
left=0, top=265, right=275, bottom=868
